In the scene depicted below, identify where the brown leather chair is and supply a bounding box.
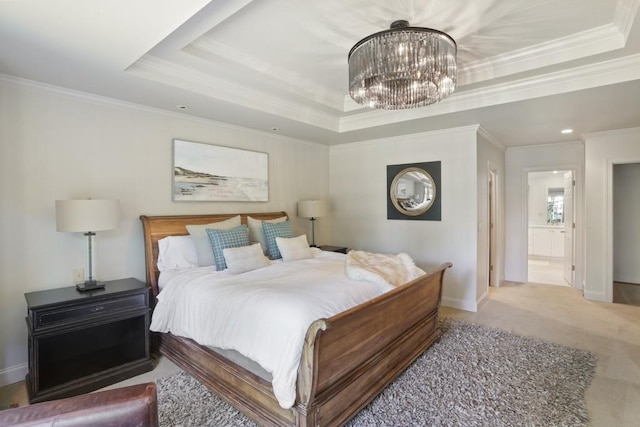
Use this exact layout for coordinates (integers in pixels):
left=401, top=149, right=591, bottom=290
left=0, top=382, right=158, bottom=427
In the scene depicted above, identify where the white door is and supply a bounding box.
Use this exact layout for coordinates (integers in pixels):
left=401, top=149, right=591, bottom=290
left=563, top=171, right=574, bottom=285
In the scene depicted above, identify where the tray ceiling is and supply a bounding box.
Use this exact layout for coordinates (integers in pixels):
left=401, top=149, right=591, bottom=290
left=1, top=0, right=640, bottom=146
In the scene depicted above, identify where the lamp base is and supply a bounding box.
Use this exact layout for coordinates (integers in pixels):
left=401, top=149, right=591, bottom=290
left=76, top=281, right=106, bottom=292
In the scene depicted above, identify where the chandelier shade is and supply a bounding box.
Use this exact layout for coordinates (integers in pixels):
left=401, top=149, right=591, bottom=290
left=348, top=20, right=457, bottom=110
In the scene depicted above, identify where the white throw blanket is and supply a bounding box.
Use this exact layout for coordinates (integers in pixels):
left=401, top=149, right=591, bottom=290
left=345, top=250, right=426, bottom=287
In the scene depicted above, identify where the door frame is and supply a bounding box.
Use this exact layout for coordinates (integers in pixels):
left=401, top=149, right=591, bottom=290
left=524, top=166, right=580, bottom=289
left=605, top=159, right=640, bottom=301
left=563, top=171, right=575, bottom=286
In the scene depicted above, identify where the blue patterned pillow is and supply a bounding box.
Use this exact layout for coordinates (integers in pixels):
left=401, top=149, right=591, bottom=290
left=262, top=220, right=293, bottom=260
left=206, top=224, right=250, bottom=271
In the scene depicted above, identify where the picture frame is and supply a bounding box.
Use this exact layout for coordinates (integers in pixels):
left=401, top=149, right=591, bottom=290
left=173, top=139, right=269, bottom=202
left=387, top=161, right=441, bottom=221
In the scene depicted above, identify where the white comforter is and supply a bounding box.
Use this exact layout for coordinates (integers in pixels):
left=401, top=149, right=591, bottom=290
left=150, top=251, right=393, bottom=409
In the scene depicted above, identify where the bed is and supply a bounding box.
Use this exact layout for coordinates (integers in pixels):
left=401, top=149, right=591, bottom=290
left=140, top=212, right=451, bottom=427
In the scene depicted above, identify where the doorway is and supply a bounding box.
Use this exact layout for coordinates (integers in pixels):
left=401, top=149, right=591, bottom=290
left=527, top=170, right=574, bottom=286
left=612, top=163, right=640, bottom=306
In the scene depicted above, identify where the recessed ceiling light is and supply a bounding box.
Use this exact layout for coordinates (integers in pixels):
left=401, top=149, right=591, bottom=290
left=176, top=105, right=188, bottom=110
left=561, top=128, right=573, bottom=134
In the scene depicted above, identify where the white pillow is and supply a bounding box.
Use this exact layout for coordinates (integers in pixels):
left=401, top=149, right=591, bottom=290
left=157, top=236, right=198, bottom=271
left=275, top=235, right=314, bottom=262
left=223, top=243, right=271, bottom=274
left=186, top=215, right=241, bottom=266
left=247, top=216, right=287, bottom=253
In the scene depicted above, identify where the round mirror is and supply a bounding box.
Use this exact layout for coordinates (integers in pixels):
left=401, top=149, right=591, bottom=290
left=390, top=167, right=436, bottom=216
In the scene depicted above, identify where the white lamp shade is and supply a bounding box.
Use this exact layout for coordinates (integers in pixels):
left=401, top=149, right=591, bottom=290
left=298, top=200, right=328, bottom=219
left=56, top=199, right=119, bottom=232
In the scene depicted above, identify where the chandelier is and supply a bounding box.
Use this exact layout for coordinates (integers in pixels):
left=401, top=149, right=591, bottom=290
left=348, top=20, right=457, bottom=110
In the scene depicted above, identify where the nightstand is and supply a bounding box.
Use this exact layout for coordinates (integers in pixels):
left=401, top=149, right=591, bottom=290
left=318, top=245, right=349, bottom=254
left=24, top=278, right=153, bottom=403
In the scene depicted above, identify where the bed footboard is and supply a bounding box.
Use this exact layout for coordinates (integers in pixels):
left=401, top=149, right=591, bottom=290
left=296, top=262, right=451, bottom=426
left=142, top=213, right=451, bottom=426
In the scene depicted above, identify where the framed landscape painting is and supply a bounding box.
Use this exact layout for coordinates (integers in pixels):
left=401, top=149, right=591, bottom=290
left=173, top=139, right=269, bottom=202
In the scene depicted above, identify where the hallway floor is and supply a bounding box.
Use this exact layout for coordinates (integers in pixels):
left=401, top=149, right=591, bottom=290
left=528, top=257, right=571, bottom=286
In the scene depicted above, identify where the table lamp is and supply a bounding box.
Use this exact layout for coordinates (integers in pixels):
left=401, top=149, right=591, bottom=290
left=297, top=200, right=327, bottom=247
left=56, top=199, right=119, bottom=292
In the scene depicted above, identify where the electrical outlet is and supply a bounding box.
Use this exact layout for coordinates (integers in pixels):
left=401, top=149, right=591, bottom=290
left=73, top=268, right=84, bottom=283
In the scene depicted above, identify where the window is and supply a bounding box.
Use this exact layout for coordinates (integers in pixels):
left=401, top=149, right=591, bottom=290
left=547, top=188, right=564, bottom=224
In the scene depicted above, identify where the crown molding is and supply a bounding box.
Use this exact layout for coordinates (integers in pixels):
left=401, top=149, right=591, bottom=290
left=0, top=73, right=167, bottom=113
left=330, top=124, right=481, bottom=151
left=345, top=22, right=626, bottom=113
left=582, top=126, right=640, bottom=139
left=127, top=55, right=340, bottom=132
left=613, top=0, right=640, bottom=39
left=184, top=36, right=346, bottom=111
left=506, top=140, right=584, bottom=152
left=459, top=24, right=624, bottom=86
left=0, top=72, right=326, bottom=147
left=477, top=127, right=506, bottom=151
left=340, top=53, right=640, bottom=133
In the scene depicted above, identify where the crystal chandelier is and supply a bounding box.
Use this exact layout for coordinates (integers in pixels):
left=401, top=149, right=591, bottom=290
left=348, top=20, right=457, bottom=110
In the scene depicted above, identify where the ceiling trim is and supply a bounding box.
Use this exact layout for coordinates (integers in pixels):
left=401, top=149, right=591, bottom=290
left=329, top=124, right=481, bottom=152
left=477, top=127, right=506, bottom=151
left=0, top=72, right=327, bottom=147
left=582, top=125, right=640, bottom=139
left=0, top=72, right=223, bottom=122
left=184, top=36, right=346, bottom=111
left=459, top=24, right=625, bottom=86
left=340, top=53, right=640, bottom=133
left=614, top=0, right=640, bottom=39
left=506, top=140, right=584, bottom=152
left=127, top=55, right=340, bottom=131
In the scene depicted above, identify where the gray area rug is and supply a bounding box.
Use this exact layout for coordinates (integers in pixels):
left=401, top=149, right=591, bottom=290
left=155, top=318, right=597, bottom=426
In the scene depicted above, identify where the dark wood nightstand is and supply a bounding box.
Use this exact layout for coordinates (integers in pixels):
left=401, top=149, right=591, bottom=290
left=318, top=245, right=349, bottom=254
left=24, top=278, right=153, bottom=403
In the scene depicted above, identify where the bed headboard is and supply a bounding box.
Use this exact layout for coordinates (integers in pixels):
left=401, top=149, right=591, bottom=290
left=140, top=212, right=288, bottom=296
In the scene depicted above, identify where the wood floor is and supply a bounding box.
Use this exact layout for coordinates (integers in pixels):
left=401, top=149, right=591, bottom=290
left=613, top=281, right=640, bottom=306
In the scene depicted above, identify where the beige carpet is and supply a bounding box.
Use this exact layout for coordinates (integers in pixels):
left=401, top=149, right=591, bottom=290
left=2, top=282, right=639, bottom=426
left=155, top=319, right=596, bottom=427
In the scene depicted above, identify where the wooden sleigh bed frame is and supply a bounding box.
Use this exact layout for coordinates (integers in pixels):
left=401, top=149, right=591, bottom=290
left=140, top=212, right=451, bottom=427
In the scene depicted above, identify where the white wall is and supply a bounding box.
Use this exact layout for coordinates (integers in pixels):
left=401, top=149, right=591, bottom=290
left=584, top=128, right=640, bottom=301
left=476, top=132, right=505, bottom=301
left=613, top=163, right=640, bottom=284
left=504, top=142, right=584, bottom=285
left=329, top=125, right=480, bottom=312
left=0, top=76, right=330, bottom=385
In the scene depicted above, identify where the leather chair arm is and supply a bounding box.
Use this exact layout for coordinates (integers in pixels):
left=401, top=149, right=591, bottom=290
left=0, top=382, right=158, bottom=427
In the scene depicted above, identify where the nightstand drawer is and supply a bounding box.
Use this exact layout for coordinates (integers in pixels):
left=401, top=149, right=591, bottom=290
left=32, top=294, right=146, bottom=330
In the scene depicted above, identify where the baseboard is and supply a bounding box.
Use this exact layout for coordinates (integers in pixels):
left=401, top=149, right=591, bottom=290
left=583, top=289, right=609, bottom=302
left=476, top=291, right=490, bottom=310
left=613, top=279, right=640, bottom=286
left=0, top=363, right=27, bottom=387
left=441, top=296, right=478, bottom=312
